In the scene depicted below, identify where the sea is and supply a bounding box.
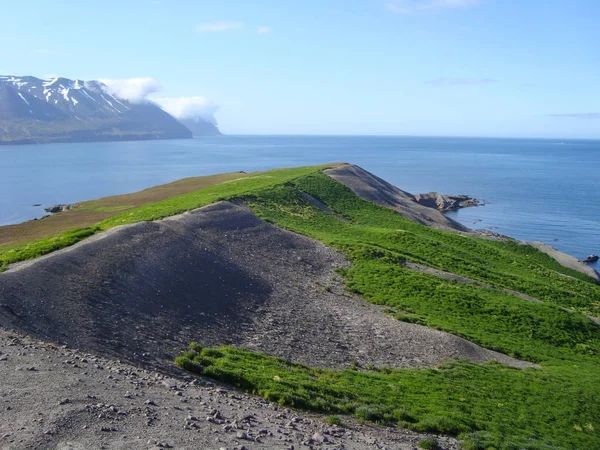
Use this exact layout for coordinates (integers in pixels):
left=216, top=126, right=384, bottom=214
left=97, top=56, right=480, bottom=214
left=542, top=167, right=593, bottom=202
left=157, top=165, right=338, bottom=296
left=2, top=136, right=598, bottom=269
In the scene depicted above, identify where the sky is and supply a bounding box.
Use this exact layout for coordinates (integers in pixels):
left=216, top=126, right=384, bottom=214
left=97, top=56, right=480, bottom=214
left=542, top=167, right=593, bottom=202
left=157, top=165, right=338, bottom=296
left=1, top=0, right=599, bottom=138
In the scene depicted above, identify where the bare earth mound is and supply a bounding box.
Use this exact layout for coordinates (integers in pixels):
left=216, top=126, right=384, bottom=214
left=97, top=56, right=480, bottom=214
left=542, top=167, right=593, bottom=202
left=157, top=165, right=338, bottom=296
left=0, top=201, right=529, bottom=370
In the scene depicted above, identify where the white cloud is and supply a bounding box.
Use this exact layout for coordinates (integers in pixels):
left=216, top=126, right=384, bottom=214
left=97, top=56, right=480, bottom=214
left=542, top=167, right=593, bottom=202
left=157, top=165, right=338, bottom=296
left=96, top=77, right=220, bottom=123
left=256, top=26, right=271, bottom=34
left=37, top=49, right=57, bottom=55
left=195, top=22, right=243, bottom=32
left=386, top=0, right=481, bottom=14
left=155, top=96, right=220, bottom=124
left=99, top=77, right=160, bottom=103
left=426, top=77, right=497, bottom=86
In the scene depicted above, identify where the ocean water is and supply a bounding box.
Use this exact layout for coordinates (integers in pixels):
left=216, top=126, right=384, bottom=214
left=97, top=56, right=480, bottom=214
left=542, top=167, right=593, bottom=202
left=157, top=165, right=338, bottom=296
left=2, top=136, right=598, bottom=268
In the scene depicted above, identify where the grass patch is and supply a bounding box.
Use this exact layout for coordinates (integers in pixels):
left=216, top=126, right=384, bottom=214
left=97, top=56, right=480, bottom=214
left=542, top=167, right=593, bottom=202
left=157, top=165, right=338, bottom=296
left=418, top=438, right=442, bottom=450
left=176, top=346, right=599, bottom=449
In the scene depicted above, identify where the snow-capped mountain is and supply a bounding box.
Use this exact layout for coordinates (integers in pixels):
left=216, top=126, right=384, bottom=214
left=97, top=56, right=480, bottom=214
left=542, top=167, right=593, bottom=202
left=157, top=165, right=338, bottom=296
left=0, top=75, right=193, bottom=144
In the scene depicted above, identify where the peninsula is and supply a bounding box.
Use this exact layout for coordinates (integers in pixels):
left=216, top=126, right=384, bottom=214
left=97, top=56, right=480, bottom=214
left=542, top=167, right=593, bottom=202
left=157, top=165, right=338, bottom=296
left=0, top=164, right=598, bottom=450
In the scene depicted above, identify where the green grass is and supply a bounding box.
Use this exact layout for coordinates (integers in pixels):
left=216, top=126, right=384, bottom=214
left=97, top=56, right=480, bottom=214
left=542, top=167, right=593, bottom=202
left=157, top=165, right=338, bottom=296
left=418, top=438, right=442, bottom=450
left=325, top=415, right=342, bottom=426
left=176, top=345, right=599, bottom=450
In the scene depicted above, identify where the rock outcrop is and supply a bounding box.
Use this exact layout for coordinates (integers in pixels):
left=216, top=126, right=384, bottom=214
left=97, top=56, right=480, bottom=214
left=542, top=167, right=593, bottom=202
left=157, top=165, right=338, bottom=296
left=44, top=204, right=74, bottom=213
left=413, top=192, right=480, bottom=212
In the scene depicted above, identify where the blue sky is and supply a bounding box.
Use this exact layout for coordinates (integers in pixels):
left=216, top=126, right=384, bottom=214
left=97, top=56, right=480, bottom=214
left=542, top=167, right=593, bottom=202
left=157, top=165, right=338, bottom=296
left=1, top=0, right=599, bottom=138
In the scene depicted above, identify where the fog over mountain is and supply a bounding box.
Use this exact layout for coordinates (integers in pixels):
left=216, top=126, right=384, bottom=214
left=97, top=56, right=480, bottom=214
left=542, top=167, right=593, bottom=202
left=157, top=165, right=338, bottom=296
left=101, top=78, right=222, bottom=136
left=156, top=96, right=222, bottom=136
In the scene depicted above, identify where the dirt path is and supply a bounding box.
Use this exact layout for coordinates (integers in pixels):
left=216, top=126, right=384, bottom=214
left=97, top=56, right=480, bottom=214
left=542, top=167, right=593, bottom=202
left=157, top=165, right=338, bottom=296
left=404, top=262, right=543, bottom=303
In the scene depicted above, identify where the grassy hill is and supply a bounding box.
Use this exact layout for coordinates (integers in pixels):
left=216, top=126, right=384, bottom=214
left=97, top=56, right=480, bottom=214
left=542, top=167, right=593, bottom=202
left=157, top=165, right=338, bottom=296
left=1, top=164, right=598, bottom=449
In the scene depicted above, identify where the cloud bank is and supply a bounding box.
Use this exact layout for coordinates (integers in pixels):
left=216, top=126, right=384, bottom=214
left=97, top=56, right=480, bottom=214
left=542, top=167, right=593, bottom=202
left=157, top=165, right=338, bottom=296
left=386, top=0, right=481, bottom=14
left=99, top=78, right=219, bottom=124
left=100, top=77, right=160, bottom=103
left=426, top=77, right=497, bottom=87
left=154, top=96, right=220, bottom=124
left=547, top=113, right=600, bottom=120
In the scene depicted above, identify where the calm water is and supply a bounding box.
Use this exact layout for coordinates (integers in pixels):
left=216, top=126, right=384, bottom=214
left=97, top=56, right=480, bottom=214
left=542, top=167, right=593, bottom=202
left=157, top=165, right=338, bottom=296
left=2, top=136, right=599, bottom=268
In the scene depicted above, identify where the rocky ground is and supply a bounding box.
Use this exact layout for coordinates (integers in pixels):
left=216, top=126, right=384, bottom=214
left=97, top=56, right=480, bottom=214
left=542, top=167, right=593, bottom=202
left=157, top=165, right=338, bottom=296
left=0, top=331, right=461, bottom=450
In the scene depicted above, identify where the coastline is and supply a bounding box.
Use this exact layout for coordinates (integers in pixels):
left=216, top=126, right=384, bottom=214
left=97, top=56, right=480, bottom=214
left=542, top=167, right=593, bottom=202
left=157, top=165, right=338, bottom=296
left=407, top=190, right=599, bottom=281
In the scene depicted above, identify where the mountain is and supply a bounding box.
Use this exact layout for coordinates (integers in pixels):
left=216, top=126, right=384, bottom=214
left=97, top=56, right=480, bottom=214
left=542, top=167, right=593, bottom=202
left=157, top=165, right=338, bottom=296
left=0, top=75, right=194, bottom=145
left=179, top=117, right=222, bottom=136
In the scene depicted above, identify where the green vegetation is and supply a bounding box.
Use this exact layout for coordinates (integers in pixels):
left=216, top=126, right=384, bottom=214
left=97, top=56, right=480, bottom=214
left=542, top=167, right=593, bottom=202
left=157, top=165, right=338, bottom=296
left=2, top=162, right=599, bottom=448
left=176, top=345, right=599, bottom=450
left=418, top=438, right=442, bottom=450
left=325, top=415, right=342, bottom=426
